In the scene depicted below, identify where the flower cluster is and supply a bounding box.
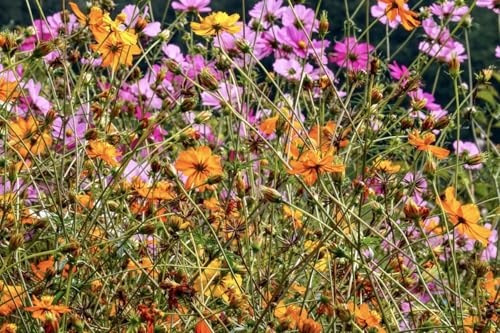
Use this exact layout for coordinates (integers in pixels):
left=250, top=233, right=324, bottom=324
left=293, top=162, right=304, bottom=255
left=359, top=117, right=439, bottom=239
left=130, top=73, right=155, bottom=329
left=0, top=0, right=498, bottom=332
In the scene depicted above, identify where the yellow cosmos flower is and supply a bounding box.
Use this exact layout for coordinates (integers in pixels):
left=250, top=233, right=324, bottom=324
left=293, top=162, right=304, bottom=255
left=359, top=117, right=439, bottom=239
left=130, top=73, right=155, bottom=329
left=90, top=32, right=141, bottom=72
left=191, top=12, right=241, bottom=36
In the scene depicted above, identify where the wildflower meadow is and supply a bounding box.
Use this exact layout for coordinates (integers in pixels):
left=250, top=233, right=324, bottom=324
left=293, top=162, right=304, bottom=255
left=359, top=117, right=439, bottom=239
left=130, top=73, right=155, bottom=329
left=0, top=0, right=499, bottom=332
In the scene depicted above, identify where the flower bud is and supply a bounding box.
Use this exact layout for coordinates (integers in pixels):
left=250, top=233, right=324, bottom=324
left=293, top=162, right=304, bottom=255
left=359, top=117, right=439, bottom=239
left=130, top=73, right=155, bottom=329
left=165, top=59, right=182, bottom=75
left=139, top=223, right=156, bottom=235
left=433, top=116, right=449, bottom=129
left=9, top=233, right=24, bottom=251
left=158, top=29, right=171, bottom=41
left=198, top=68, right=219, bottom=91
left=319, top=11, right=329, bottom=36
left=261, top=186, right=282, bottom=203
left=465, top=154, right=483, bottom=166
left=401, top=117, right=414, bottom=130
left=195, top=111, right=212, bottom=124
left=448, top=55, right=460, bottom=78
left=235, top=38, right=251, bottom=54
left=135, top=17, right=148, bottom=32
left=422, top=116, right=435, bottom=131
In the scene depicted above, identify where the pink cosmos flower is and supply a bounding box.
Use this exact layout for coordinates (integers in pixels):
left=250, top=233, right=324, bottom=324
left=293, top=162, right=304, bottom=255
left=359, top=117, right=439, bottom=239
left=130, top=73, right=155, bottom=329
left=171, top=0, right=211, bottom=13
left=249, top=0, right=285, bottom=29
left=281, top=4, right=319, bottom=32
left=388, top=61, right=410, bottom=81
left=18, top=79, right=52, bottom=116
left=162, top=44, right=185, bottom=64
left=121, top=5, right=161, bottom=37
left=409, top=88, right=442, bottom=112
left=273, top=58, right=313, bottom=81
left=201, top=83, right=243, bottom=110
left=476, top=0, right=500, bottom=14
left=496, top=46, right=500, bottom=58
left=430, top=1, right=469, bottom=22
left=329, top=37, right=374, bottom=72
left=276, top=26, right=328, bottom=60
left=20, top=12, right=78, bottom=52
left=452, top=140, right=482, bottom=170
left=419, top=18, right=467, bottom=63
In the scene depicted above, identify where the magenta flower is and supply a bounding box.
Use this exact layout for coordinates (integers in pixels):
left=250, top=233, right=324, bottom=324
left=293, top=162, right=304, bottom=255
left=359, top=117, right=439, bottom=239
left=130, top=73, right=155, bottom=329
left=430, top=1, right=469, bottom=22
left=409, top=89, right=442, bottom=112
left=281, top=4, right=318, bottom=32
left=121, top=5, right=161, bottom=37
left=18, top=79, right=52, bottom=116
left=249, top=0, right=285, bottom=29
left=452, top=140, right=482, bottom=170
left=496, top=46, right=500, bottom=58
left=276, top=26, right=327, bottom=60
left=329, top=37, right=374, bottom=72
left=477, top=0, right=500, bottom=14
left=172, top=0, right=211, bottom=13
left=273, top=58, right=313, bottom=81
left=388, top=61, right=410, bottom=81
left=402, top=172, right=428, bottom=204
left=419, top=18, right=467, bottom=63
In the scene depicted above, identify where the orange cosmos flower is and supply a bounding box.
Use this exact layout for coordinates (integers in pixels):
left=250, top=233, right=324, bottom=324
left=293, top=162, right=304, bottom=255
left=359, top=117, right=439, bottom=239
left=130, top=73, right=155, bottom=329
left=90, top=32, right=141, bottom=72
left=24, top=295, right=71, bottom=320
left=194, top=319, right=212, bottom=333
left=31, top=256, right=55, bottom=282
left=69, top=2, right=107, bottom=35
left=482, top=271, right=499, bottom=303
left=288, top=150, right=345, bottom=186
left=8, top=116, right=52, bottom=158
left=0, top=282, right=25, bottom=316
left=0, top=323, right=17, bottom=333
left=408, top=130, right=449, bottom=159
left=274, top=301, right=308, bottom=330
left=437, top=187, right=492, bottom=245
left=347, top=302, right=386, bottom=332
left=379, top=0, right=420, bottom=31
left=308, top=121, right=350, bottom=152
left=86, top=140, right=121, bottom=167
left=0, top=76, right=19, bottom=102
left=174, top=146, right=223, bottom=192
left=297, top=318, right=322, bottom=333
left=191, top=12, right=241, bottom=36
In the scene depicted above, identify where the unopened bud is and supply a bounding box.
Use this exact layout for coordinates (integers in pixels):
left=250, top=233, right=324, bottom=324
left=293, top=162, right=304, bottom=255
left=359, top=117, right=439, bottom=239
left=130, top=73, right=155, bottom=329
left=165, top=59, right=182, bottom=75
left=261, top=186, right=282, bottom=203
left=181, top=98, right=197, bottom=111
left=433, top=116, right=449, bottom=129
left=198, top=68, right=219, bottom=91
left=319, top=11, right=329, bottom=36
left=422, top=116, right=435, bottom=131
left=235, top=39, right=251, bottom=53
left=135, top=17, right=148, bottom=32
left=465, top=154, right=483, bottom=166
left=9, top=233, right=24, bottom=251
left=371, top=88, right=383, bottom=103
left=158, top=29, right=171, bottom=41
left=33, top=41, right=54, bottom=58
left=401, top=117, right=414, bottom=130
left=139, top=223, right=156, bottom=235
left=423, top=159, right=436, bottom=174
left=448, top=56, right=460, bottom=77
left=195, top=111, right=212, bottom=124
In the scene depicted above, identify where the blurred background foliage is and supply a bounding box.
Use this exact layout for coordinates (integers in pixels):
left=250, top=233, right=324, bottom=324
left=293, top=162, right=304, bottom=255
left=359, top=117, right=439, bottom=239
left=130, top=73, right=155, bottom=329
left=0, top=0, right=498, bottom=105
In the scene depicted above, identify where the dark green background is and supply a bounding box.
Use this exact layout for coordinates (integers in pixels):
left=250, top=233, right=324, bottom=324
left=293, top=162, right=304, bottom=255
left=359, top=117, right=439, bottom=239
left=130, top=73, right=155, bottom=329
left=1, top=0, right=498, bottom=101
